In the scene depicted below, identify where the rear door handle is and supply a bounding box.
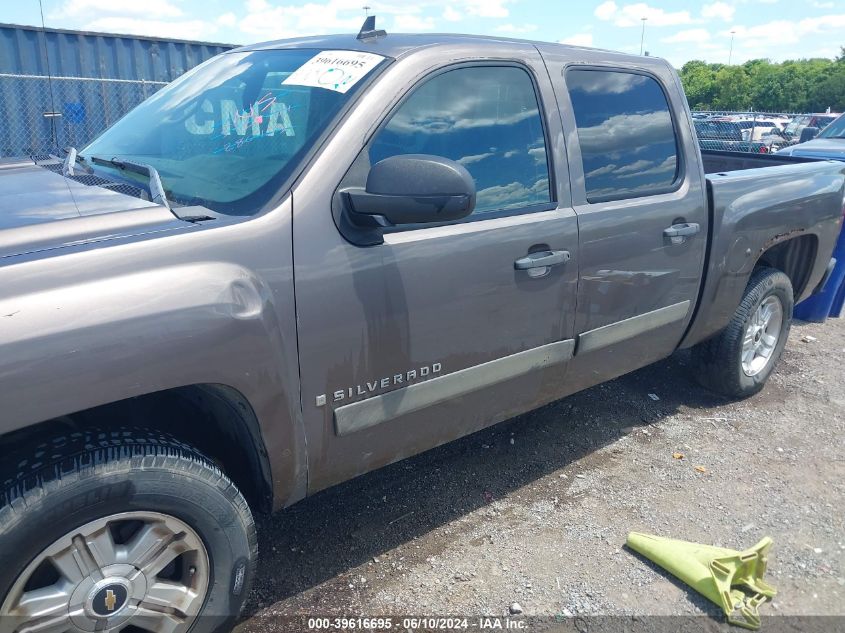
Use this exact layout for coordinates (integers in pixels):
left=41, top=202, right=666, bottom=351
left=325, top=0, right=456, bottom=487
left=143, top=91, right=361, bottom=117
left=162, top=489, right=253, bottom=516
left=663, top=222, right=700, bottom=244
left=514, top=250, right=571, bottom=270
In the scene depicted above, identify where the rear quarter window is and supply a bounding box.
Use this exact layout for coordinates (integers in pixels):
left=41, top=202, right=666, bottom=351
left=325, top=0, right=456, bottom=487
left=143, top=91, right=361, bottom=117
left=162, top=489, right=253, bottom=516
left=565, top=69, right=680, bottom=202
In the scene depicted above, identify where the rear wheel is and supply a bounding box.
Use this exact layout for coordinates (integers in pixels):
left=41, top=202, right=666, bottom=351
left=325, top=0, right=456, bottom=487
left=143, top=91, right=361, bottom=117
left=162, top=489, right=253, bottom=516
left=692, top=267, right=793, bottom=398
left=0, top=428, right=257, bottom=633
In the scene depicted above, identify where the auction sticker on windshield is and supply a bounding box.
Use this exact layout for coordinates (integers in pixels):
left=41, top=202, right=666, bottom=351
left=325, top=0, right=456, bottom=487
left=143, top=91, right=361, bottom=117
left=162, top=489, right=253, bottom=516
left=282, top=50, right=384, bottom=93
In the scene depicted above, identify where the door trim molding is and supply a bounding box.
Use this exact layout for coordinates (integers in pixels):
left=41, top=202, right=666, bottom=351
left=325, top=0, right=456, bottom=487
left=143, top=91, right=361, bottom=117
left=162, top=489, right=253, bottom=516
left=334, top=338, right=576, bottom=437
left=576, top=300, right=691, bottom=354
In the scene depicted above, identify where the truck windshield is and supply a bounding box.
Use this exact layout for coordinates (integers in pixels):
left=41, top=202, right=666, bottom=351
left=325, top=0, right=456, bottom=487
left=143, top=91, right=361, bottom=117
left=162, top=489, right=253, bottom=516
left=783, top=114, right=836, bottom=138
left=783, top=116, right=810, bottom=137
left=818, top=114, right=845, bottom=139
left=81, top=49, right=386, bottom=215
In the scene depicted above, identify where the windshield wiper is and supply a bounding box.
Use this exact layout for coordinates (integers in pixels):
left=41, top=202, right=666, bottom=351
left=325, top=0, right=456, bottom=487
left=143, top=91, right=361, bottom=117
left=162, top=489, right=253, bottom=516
left=87, top=155, right=171, bottom=210
left=64, top=151, right=214, bottom=223
left=62, top=147, right=78, bottom=177
left=60, top=146, right=100, bottom=176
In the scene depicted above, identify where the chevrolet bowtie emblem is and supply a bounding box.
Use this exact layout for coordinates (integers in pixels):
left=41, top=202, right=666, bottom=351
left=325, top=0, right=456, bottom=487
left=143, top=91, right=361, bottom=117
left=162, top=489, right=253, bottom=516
left=104, top=589, right=117, bottom=611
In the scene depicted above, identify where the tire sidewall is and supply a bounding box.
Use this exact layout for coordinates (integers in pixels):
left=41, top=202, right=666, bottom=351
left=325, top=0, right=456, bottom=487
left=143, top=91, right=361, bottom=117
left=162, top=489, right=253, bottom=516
left=734, top=272, right=793, bottom=394
left=0, top=458, right=254, bottom=633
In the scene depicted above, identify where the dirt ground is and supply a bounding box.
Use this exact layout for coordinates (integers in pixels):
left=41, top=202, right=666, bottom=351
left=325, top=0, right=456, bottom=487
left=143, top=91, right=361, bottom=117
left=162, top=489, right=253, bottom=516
left=236, top=318, right=844, bottom=630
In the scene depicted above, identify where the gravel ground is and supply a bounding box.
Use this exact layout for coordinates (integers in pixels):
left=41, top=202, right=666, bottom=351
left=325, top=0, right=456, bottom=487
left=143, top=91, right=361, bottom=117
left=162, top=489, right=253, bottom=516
left=236, top=318, right=844, bottom=630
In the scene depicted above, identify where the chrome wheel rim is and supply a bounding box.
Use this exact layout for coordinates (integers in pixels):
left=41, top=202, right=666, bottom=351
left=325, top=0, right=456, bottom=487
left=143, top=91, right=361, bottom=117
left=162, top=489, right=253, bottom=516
left=1, top=511, right=209, bottom=633
left=741, top=295, right=783, bottom=377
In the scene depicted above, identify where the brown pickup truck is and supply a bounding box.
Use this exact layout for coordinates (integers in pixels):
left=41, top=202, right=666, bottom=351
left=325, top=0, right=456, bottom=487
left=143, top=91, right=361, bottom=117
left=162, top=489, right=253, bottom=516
left=0, top=26, right=843, bottom=632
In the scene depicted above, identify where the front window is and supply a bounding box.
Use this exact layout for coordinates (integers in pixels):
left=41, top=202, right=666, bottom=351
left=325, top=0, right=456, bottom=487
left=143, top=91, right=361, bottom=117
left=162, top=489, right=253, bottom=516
left=81, top=49, right=386, bottom=215
left=368, top=66, right=551, bottom=217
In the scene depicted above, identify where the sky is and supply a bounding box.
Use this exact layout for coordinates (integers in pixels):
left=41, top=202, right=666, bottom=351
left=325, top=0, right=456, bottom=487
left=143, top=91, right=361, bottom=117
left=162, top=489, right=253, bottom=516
left=3, top=0, right=844, bottom=67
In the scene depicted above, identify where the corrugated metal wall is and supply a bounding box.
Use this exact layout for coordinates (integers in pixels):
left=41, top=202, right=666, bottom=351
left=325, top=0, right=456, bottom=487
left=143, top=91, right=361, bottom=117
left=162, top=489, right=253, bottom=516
left=0, top=23, right=237, bottom=156
left=0, top=23, right=235, bottom=80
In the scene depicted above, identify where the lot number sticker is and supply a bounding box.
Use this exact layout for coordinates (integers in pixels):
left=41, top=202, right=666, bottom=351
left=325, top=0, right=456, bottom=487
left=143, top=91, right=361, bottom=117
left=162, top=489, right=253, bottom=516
left=282, top=50, right=384, bottom=93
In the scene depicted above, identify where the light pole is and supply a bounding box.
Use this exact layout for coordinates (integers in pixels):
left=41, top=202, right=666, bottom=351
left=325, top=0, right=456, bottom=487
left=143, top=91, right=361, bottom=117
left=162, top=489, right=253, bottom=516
left=640, top=17, right=647, bottom=55
left=728, top=30, right=736, bottom=65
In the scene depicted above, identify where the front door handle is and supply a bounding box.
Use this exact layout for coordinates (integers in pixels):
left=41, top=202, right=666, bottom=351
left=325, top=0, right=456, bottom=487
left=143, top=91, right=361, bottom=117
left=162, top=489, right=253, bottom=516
left=663, top=222, right=700, bottom=245
left=514, top=250, right=571, bottom=270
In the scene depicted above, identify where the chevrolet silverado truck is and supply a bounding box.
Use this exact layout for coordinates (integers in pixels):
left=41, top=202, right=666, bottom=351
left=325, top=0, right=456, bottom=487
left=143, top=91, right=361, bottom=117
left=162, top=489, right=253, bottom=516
left=1, top=25, right=844, bottom=633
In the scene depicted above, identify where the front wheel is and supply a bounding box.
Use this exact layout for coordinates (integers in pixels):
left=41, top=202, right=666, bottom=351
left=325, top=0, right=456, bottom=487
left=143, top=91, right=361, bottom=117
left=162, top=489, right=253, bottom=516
left=692, top=267, right=793, bottom=398
left=0, top=428, right=257, bottom=633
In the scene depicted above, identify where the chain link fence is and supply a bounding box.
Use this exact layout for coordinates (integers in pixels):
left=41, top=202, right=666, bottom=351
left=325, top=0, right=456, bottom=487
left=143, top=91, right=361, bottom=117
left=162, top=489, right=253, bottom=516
left=691, top=110, right=838, bottom=154
left=0, top=73, right=166, bottom=158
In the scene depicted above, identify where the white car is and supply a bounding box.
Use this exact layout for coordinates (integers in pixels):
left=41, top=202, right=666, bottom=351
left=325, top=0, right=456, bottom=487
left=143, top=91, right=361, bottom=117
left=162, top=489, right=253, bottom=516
left=734, top=119, right=783, bottom=142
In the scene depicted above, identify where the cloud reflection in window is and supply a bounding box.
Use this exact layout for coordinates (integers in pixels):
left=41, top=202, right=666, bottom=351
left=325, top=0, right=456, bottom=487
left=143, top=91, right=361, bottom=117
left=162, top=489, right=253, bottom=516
left=370, top=66, right=551, bottom=215
left=567, top=69, right=679, bottom=201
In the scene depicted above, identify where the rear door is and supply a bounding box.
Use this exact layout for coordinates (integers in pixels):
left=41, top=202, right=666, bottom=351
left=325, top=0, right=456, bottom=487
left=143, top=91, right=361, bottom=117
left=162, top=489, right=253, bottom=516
left=538, top=49, right=709, bottom=391
left=291, top=48, right=580, bottom=492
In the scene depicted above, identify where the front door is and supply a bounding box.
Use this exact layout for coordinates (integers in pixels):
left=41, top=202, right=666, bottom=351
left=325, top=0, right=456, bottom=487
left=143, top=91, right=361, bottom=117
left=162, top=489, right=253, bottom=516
left=292, top=55, right=580, bottom=492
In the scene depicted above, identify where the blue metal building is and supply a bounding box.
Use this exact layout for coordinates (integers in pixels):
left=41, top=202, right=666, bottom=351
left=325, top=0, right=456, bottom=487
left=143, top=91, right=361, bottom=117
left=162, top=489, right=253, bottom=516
left=0, top=23, right=236, bottom=157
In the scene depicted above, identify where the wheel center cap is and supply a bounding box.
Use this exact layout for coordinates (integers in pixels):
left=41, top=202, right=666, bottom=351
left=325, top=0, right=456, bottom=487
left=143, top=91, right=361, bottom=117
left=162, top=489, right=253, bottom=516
left=88, top=577, right=131, bottom=617
left=70, top=564, right=146, bottom=631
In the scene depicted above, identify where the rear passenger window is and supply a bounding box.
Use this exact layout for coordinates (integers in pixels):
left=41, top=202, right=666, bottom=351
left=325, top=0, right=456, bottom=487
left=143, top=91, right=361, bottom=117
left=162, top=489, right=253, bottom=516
left=566, top=69, right=679, bottom=202
left=370, top=66, right=551, bottom=216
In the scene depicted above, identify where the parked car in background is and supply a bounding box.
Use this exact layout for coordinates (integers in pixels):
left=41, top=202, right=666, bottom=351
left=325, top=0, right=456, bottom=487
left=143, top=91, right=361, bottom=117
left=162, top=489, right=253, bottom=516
left=777, top=112, right=845, bottom=161
left=694, top=119, right=772, bottom=152
left=0, top=28, right=843, bottom=631
left=736, top=119, right=782, bottom=141
left=763, top=113, right=839, bottom=149
left=786, top=113, right=838, bottom=137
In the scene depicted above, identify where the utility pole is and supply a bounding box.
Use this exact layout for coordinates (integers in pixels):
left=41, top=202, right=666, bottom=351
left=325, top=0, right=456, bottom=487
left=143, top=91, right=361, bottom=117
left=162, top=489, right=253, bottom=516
left=640, top=17, right=647, bottom=55
left=362, top=5, right=370, bottom=16
left=728, top=30, right=736, bottom=65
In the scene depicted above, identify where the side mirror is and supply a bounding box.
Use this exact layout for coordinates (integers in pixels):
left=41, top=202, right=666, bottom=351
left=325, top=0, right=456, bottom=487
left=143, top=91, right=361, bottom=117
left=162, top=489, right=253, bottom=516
left=799, top=126, right=819, bottom=143
left=343, top=154, right=476, bottom=227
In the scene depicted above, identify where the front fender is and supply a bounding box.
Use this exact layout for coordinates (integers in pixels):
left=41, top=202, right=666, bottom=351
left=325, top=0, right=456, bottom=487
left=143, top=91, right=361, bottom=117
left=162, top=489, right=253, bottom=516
left=0, top=204, right=306, bottom=510
left=0, top=261, right=275, bottom=423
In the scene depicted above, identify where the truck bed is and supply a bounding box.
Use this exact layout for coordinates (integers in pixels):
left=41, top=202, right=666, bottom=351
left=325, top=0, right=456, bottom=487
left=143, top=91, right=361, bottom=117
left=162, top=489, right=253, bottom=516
left=701, top=149, right=820, bottom=174
left=682, top=155, right=845, bottom=349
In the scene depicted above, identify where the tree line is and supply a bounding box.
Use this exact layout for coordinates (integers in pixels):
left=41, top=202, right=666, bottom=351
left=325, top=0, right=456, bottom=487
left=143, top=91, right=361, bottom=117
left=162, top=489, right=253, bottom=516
left=679, top=47, right=845, bottom=113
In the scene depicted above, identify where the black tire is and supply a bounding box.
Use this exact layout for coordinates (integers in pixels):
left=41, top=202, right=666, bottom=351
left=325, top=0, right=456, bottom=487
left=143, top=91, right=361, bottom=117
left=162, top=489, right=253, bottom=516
left=0, top=427, right=257, bottom=633
left=692, top=266, right=793, bottom=398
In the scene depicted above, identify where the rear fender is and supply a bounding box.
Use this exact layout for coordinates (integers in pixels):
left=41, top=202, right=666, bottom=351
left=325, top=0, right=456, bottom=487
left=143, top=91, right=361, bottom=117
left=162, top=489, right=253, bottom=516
left=680, top=162, right=844, bottom=348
